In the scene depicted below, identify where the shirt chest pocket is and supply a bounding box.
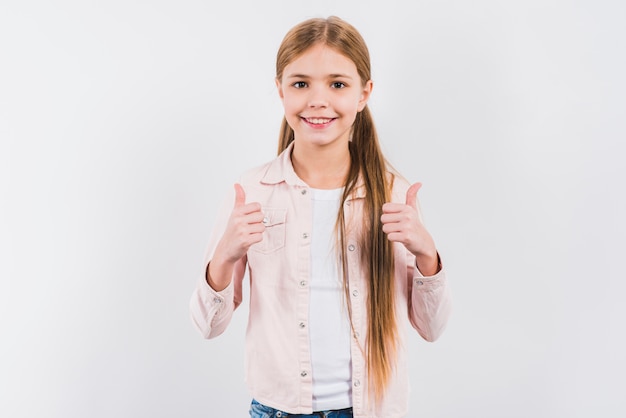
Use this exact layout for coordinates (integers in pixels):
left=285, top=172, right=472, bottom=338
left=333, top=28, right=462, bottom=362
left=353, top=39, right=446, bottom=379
left=249, top=208, right=287, bottom=254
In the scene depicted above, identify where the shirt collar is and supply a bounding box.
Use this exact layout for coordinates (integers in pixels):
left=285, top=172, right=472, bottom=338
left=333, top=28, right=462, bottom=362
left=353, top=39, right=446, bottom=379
left=260, top=141, right=366, bottom=200
left=260, top=142, right=306, bottom=187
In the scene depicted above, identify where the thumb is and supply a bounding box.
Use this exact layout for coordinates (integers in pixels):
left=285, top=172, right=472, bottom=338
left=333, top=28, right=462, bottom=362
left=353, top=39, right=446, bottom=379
left=405, top=182, right=422, bottom=209
left=233, top=183, right=246, bottom=208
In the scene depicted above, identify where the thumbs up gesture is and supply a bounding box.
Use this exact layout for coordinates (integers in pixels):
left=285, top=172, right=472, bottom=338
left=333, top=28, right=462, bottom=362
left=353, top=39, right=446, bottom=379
left=208, top=184, right=266, bottom=291
left=381, top=183, right=439, bottom=275
left=214, top=183, right=266, bottom=264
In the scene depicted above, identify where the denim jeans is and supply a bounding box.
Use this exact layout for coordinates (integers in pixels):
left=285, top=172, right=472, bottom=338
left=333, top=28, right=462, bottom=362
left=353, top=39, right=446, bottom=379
left=249, top=399, right=353, bottom=418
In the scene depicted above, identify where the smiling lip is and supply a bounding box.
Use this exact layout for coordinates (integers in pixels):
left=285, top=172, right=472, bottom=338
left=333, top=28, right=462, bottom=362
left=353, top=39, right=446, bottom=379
left=301, top=116, right=336, bottom=128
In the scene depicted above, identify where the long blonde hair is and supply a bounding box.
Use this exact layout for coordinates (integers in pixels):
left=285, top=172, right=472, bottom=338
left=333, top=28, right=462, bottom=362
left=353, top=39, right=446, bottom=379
left=276, top=16, right=397, bottom=401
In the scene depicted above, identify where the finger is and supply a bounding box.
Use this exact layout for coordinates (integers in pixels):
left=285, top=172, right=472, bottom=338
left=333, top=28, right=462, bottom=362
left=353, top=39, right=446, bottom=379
left=236, top=202, right=262, bottom=216
left=247, top=223, right=266, bottom=234
left=405, top=182, right=422, bottom=209
left=382, top=222, right=403, bottom=234
left=234, top=183, right=246, bottom=208
left=247, top=231, right=265, bottom=245
left=243, top=211, right=266, bottom=224
left=382, top=202, right=407, bottom=214
left=385, top=232, right=405, bottom=243
left=381, top=212, right=407, bottom=225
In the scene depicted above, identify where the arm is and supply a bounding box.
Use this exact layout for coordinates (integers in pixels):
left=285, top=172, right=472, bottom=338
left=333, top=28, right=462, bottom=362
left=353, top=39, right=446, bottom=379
left=407, top=253, right=452, bottom=342
left=189, top=255, right=247, bottom=339
left=189, top=184, right=265, bottom=339
left=382, top=181, right=452, bottom=341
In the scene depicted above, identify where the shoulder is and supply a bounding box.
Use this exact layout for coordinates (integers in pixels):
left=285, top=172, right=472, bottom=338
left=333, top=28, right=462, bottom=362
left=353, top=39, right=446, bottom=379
left=239, top=159, right=274, bottom=186
left=239, top=144, right=301, bottom=188
left=388, top=170, right=411, bottom=203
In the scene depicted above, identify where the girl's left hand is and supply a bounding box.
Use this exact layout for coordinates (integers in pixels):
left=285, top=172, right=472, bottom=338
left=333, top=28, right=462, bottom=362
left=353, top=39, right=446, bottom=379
left=381, top=183, right=439, bottom=275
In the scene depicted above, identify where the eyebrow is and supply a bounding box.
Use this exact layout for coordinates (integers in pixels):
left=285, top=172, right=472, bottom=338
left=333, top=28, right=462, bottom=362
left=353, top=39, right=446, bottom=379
left=285, top=73, right=354, bottom=80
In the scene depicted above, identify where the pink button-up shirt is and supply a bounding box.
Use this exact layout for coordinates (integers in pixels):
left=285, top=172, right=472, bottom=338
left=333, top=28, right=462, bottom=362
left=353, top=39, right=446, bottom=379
left=190, top=144, right=452, bottom=418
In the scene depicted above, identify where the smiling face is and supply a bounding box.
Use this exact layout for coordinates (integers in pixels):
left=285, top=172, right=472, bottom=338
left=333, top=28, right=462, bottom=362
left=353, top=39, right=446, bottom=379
left=276, top=43, right=372, bottom=152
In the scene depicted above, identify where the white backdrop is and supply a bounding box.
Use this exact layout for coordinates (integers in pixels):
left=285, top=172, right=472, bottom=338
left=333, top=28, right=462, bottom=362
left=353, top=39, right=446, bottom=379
left=2, top=1, right=625, bottom=417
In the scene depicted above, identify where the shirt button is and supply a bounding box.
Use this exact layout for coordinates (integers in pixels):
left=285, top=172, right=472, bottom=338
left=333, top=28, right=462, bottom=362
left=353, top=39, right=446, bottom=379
left=301, top=371, right=308, bottom=377
left=348, top=244, right=355, bottom=251
left=301, top=189, right=307, bottom=195
left=415, top=280, right=424, bottom=286
left=299, top=322, right=306, bottom=329
left=354, top=331, right=360, bottom=338
left=352, top=290, right=359, bottom=297
left=354, top=379, right=360, bottom=387
left=346, top=201, right=351, bottom=206
left=302, top=232, right=309, bottom=239
left=213, top=297, right=222, bottom=304
left=300, top=280, right=307, bottom=287
left=262, top=216, right=269, bottom=225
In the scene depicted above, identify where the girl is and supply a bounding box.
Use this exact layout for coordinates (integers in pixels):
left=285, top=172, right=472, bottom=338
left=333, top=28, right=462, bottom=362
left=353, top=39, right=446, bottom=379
left=190, top=16, right=452, bottom=418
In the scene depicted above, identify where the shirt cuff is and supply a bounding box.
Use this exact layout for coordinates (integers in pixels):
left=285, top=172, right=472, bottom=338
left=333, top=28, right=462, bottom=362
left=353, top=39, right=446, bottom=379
left=414, top=252, right=443, bottom=278
left=199, top=274, right=234, bottom=308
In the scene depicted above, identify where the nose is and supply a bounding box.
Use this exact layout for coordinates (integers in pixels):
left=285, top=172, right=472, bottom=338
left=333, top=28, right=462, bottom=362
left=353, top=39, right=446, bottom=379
left=307, top=85, right=328, bottom=108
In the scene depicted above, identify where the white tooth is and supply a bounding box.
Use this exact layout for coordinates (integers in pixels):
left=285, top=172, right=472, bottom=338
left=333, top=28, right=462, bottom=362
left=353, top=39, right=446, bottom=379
left=308, top=118, right=330, bottom=124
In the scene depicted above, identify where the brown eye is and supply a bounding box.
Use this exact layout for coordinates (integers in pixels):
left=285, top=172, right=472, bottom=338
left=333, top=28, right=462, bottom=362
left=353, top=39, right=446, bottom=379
left=331, top=82, right=346, bottom=89
left=293, top=81, right=307, bottom=88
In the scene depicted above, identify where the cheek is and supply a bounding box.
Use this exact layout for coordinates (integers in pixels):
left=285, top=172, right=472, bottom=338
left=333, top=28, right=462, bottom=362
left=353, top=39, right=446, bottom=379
left=339, top=95, right=364, bottom=114
left=280, top=99, right=295, bottom=117
left=282, top=95, right=302, bottom=112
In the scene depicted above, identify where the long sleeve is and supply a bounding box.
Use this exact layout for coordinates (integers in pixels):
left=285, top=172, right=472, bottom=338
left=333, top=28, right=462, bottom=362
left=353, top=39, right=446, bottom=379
left=389, top=175, right=452, bottom=342
left=407, top=252, right=452, bottom=342
left=189, top=188, right=246, bottom=339
left=189, top=255, right=246, bottom=338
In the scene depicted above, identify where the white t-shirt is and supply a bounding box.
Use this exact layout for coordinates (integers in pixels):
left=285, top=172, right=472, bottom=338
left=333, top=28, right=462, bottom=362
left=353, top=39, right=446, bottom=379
left=309, top=187, right=352, bottom=411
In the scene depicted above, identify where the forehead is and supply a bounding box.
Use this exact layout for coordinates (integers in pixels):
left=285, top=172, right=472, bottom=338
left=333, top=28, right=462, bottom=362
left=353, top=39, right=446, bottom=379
left=284, top=43, right=358, bottom=77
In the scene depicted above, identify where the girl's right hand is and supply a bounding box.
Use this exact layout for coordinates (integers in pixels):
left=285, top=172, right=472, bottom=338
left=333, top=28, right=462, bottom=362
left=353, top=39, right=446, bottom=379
left=207, top=184, right=265, bottom=290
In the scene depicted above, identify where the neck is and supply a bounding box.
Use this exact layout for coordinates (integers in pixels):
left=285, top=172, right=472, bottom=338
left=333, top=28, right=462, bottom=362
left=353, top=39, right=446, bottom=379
left=291, top=141, right=350, bottom=189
